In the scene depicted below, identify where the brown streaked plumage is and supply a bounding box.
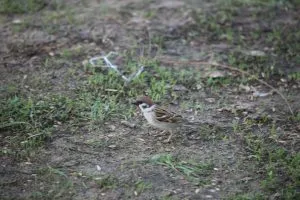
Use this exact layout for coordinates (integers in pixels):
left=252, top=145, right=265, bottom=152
left=133, top=96, right=185, bottom=142
left=154, top=106, right=183, bottom=124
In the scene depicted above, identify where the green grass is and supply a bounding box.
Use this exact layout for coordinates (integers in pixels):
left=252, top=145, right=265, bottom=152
left=231, top=118, right=300, bottom=199
left=288, top=72, right=300, bottom=81
left=0, top=0, right=46, bottom=14
left=261, top=150, right=300, bottom=199
left=94, top=175, right=119, bottom=190
left=133, top=180, right=152, bottom=195
left=0, top=55, right=203, bottom=159
left=219, top=0, right=293, bottom=7
left=228, top=193, right=265, bottom=200
left=83, top=54, right=201, bottom=103
left=189, top=0, right=300, bottom=84
left=150, top=154, right=213, bottom=185
left=30, top=166, right=74, bottom=199
left=0, top=95, right=84, bottom=157
left=60, top=47, right=84, bottom=59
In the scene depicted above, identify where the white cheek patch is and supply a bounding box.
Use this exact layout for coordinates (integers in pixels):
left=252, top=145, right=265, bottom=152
left=139, top=103, right=146, bottom=111
left=139, top=104, right=154, bottom=113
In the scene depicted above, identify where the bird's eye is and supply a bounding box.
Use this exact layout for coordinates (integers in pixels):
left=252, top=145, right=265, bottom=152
left=141, top=104, right=149, bottom=109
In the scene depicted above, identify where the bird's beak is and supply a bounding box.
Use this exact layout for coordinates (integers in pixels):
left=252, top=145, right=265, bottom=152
left=132, top=101, right=139, bottom=106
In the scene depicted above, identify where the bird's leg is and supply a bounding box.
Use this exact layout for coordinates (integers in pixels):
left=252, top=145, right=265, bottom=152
left=144, top=124, right=151, bottom=135
left=166, top=131, right=173, bottom=142
left=154, top=130, right=167, bottom=137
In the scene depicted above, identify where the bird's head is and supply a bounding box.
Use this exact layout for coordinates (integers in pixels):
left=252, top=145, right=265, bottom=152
left=132, top=96, right=154, bottom=111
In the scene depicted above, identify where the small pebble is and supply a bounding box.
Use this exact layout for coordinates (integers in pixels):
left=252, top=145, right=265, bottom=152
left=96, top=165, right=101, bottom=171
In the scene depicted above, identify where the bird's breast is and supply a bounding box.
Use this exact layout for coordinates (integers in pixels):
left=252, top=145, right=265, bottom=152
left=142, top=110, right=177, bottom=130
left=143, top=111, right=156, bottom=125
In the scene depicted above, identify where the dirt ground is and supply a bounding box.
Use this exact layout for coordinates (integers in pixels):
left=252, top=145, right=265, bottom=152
left=1, top=0, right=299, bottom=199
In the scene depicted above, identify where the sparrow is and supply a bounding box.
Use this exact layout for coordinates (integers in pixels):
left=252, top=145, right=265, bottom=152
left=132, top=96, right=195, bottom=142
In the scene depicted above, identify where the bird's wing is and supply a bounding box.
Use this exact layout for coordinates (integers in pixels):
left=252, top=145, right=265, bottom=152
left=154, top=107, right=183, bottom=123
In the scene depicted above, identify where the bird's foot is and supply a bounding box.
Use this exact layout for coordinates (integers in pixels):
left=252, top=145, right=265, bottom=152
left=163, top=132, right=173, bottom=143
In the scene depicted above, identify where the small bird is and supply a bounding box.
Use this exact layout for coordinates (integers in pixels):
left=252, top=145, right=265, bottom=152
left=132, top=96, right=195, bottom=142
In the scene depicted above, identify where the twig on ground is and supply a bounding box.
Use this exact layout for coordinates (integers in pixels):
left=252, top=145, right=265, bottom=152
left=160, top=59, right=294, bottom=116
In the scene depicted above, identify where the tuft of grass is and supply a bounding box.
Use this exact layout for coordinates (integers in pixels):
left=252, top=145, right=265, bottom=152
left=61, top=47, right=83, bottom=59
left=288, top=72, right=300, bottom=81
left=260, top=151, right=300, bottom=198
left=151, top=35, right=166, bottom=49
left=219, top=0, right=291, bottom=7
left=30, top=166, right=74, bottom=199
left=1, top=53, right=203, bottom=159
left=0, top=0, right=46, bottom=14
left=150, top=154, right=213, bottom=185
left=83, top=53, right=200, bottom=103
left=94, top=175, right=119, bottom=190
left=134, top=180, right=152, bottom=196
left=236, top=119, right=300, bottom=199
left=0, top=95, right=85, bottom=157
left=189, top=0, right=299, bottom=86
left=228, top=193, right=265, bottom=200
